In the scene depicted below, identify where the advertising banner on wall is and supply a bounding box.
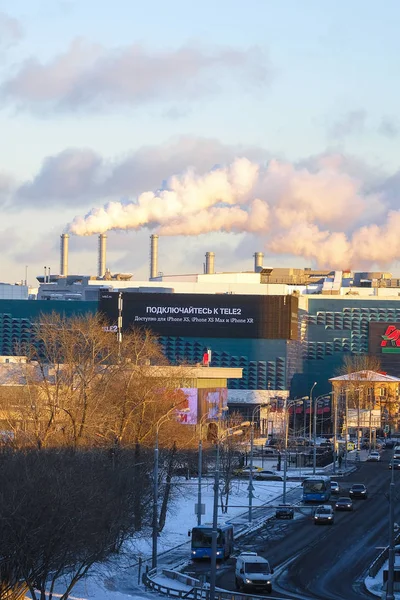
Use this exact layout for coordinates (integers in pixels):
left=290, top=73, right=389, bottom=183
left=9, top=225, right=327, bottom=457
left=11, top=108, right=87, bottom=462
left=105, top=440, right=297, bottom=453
left=369, top=322, right=400, bottom=377
left=346, top=408, right=381, bottom=428
left=198, top=388, right=228, bottom=420
left=99, top=291, right=298, bottom=340
left=173, top=387, right=198, bottom=425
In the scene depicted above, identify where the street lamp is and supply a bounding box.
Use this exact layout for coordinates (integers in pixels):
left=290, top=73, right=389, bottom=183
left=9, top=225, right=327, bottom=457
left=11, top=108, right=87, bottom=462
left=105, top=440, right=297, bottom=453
left=386, top=465, right=396, bottom=600
left=152, top=405, right=190, bottom=569
left=309, top=382, right=317, bottom=443
left=248, top=404, right=268, bottom=523
left=301, top=396, right=309, bottom=439
left=196, top=408, right=228, bottom=526
left=210, top=421, right=249, bottom=600
left=313, top=393, right=334, bottom=475
left=196, top=414, right=209, bottom=527
left=332, top=390, right=338, bottom=474
left=282, top=399, right=303, bottom=504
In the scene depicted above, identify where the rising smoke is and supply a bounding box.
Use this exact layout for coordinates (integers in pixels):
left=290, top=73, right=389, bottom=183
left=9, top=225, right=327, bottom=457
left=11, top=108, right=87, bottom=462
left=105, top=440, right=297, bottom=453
left=67, top=156, right=398, bottom=269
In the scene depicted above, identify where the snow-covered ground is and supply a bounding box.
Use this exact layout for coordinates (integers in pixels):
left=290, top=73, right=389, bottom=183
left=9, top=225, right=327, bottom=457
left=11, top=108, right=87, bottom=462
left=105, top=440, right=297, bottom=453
left=36, top=473, right=299, bottom=599
left=28, top=456, right=396, bottom=599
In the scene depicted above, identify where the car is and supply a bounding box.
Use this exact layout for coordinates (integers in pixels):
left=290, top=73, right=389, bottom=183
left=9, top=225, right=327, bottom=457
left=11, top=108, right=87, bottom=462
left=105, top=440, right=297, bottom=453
left=367, top=451, right=381, bottom=462
left=330, top=481, right=340, bottom=494
left=275, top=504, right=294, bottom=519
left=384, top=439, right=395, bottom=449
left=233, top=466, right=263, bottom=477
left=235, top=552, right=274, bottom=593
left=389, top=459, right=400, bottom=470
left=254, top=470, right=283, bottom=481
left=349, top=483, right=368, bottom=499
left=314, top=504, right=334, bottom=525
left=335, top=497, right=353, bottom=511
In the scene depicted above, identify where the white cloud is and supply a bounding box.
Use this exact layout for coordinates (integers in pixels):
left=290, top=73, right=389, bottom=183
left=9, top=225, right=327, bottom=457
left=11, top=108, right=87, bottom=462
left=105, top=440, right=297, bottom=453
left=329, top=109, right=367, bottom=139
left=0, top=11, right=23, bottom=48
left=0, top=38, right=270, bottom=113
left=13, top=137, right=269, bottom=208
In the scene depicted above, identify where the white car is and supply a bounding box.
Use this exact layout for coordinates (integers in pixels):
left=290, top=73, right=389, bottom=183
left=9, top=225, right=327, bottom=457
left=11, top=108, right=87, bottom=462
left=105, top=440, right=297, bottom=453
left=367, top=451, right=380, bottom=462
left=314, top=505, right=334, bottom=525
left=254, top=469, right=283, bottom=481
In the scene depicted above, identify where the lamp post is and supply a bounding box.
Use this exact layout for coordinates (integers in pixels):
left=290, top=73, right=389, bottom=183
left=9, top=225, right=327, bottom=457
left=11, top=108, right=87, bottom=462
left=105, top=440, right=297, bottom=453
left=344, top=387, right=349, bottom=469
left=282, top=399, right=302, bottom=504
left=386, top=464, right=396, bottom=600
left=196, top=413, right=212, bottom=526
left=313, top=394, right=333, bottom=475
left=333, top=391, right=338, bottom=474
left=152, top=405, right=189, bottom=569
left=248, top=404, right=267, bottom=523
left=210, top=422, right=249, bottom=600
left=302, top=396, right=309, bottom=439
left=309, top=382, right=317, bottom=443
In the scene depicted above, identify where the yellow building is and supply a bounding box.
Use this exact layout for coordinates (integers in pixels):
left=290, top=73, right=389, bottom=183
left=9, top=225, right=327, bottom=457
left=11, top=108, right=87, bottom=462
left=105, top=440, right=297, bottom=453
left=329, top=370, right=400, bottom=434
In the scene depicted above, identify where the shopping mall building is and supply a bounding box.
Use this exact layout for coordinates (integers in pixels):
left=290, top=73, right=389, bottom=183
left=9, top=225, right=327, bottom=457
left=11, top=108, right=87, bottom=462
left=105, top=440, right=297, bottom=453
left=3, top=259, right=400, bottom=430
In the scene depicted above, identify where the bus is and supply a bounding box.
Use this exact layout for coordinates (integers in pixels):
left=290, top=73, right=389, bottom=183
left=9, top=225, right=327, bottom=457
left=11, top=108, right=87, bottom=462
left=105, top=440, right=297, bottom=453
left=190, top=524, right=234, bottom=560
left=302, top=476, right=331, bottom=503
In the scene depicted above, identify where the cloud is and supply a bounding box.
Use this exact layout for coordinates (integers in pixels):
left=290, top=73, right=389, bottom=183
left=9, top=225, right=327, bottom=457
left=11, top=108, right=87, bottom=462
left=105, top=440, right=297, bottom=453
left=329, top=109, right=367, bottom=139
left=0, top=11, right=23, bottom=48
left=8, top=139, right=400, bottom=271
left=65, top=152, right=400, bottom=270
left=16, top=149, right=103, bottom=207
left=13, top=136, right=269, bottom=208
left=0, top=171, right=16, bottom=206
left=379, top=116, right=399, bottom=139
left=0, top=38, right=270, bottom=113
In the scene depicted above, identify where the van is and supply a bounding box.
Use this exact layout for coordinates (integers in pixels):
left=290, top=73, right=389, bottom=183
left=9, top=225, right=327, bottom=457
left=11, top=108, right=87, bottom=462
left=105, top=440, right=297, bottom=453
left=314, top=504, right=334, bottom=525
left=235, top=551, right=274, bottom=594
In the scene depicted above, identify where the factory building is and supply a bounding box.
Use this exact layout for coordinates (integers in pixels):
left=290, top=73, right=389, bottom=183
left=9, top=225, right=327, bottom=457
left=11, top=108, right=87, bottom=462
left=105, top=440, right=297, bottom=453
left=3, top=232, right=400, bottom=411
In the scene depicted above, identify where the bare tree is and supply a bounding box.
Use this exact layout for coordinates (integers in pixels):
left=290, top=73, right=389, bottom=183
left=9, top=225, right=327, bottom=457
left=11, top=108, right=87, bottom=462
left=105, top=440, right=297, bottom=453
left=218, top=436, right=243, bottom=514
left=0, top=449, right=152, bottom=600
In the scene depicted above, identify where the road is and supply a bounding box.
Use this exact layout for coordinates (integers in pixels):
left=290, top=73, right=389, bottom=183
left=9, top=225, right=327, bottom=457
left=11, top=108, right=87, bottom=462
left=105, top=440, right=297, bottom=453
left=186, top=451, right=398, bottom=600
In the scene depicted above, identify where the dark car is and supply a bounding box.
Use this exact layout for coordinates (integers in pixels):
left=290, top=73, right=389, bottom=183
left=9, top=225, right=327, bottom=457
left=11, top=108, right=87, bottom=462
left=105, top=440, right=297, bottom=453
left=384, top=440, right=395, bottom=449
left=349, top=483, right=368, bottom=499
left=335, top=497, right=353, bottom=511
left=389, top=459, right=400, bottom=470
left=330, top=481, right=340, bottom=494
left=275, top=504, right=294, bottom=519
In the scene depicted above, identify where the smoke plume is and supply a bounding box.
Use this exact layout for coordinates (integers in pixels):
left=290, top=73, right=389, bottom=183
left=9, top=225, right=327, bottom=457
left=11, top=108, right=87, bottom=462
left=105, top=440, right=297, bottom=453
left=68, top=156, right=398, bottom=269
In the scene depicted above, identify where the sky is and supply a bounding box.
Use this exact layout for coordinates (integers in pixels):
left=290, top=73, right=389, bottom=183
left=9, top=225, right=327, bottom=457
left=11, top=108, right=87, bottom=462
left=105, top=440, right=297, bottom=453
left=1, top=0, right=400, bottom=285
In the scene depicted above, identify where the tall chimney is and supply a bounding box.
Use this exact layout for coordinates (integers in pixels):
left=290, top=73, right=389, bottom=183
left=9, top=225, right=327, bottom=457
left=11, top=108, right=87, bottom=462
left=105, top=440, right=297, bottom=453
left=254, top=252, right=264, bottom=273
left=98, top=233, right=107, bottom=277
left=150, top=234, right=159, bottom=280
left=205, top=252, right=215, bottom=275
left=60, top=233, right=69, bottom=277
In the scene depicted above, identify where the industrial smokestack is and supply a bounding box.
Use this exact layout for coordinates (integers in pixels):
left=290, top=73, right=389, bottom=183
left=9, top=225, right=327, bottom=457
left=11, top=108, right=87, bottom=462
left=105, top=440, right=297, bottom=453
left=205, top=252, right=215, bottom=275
left=98, top=233, right=107, bottom=278
left=60, top=233, right=69, bottom=277
left=254, top=251, right=264, bottom=273
left=150, top=234, right=159, bottom=280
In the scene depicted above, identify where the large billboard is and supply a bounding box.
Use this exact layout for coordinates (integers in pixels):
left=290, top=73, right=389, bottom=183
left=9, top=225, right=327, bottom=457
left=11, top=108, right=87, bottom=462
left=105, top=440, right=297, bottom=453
left=172, top=387, right=228, bottom=424
left=99, top=292, right=298, bottom=340
left=369, top=322, right=400, bottom=377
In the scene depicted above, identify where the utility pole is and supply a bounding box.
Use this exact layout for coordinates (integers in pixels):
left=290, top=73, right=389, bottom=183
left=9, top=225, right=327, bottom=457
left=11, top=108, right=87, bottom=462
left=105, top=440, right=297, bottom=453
left=313, top=395, right=318, bottom=475
left=333, top=392, right=338, bottom=474
left=386, top=466, right=395, bottom=600
left=248, top=421, right=254, bottom=523
left=309, top=382, right=317, bottom=443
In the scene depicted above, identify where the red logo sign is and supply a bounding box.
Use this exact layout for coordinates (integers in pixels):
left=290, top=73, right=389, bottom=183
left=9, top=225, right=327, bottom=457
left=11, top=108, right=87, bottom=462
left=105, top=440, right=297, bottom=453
left=381, top=325, right=400, bottom=353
